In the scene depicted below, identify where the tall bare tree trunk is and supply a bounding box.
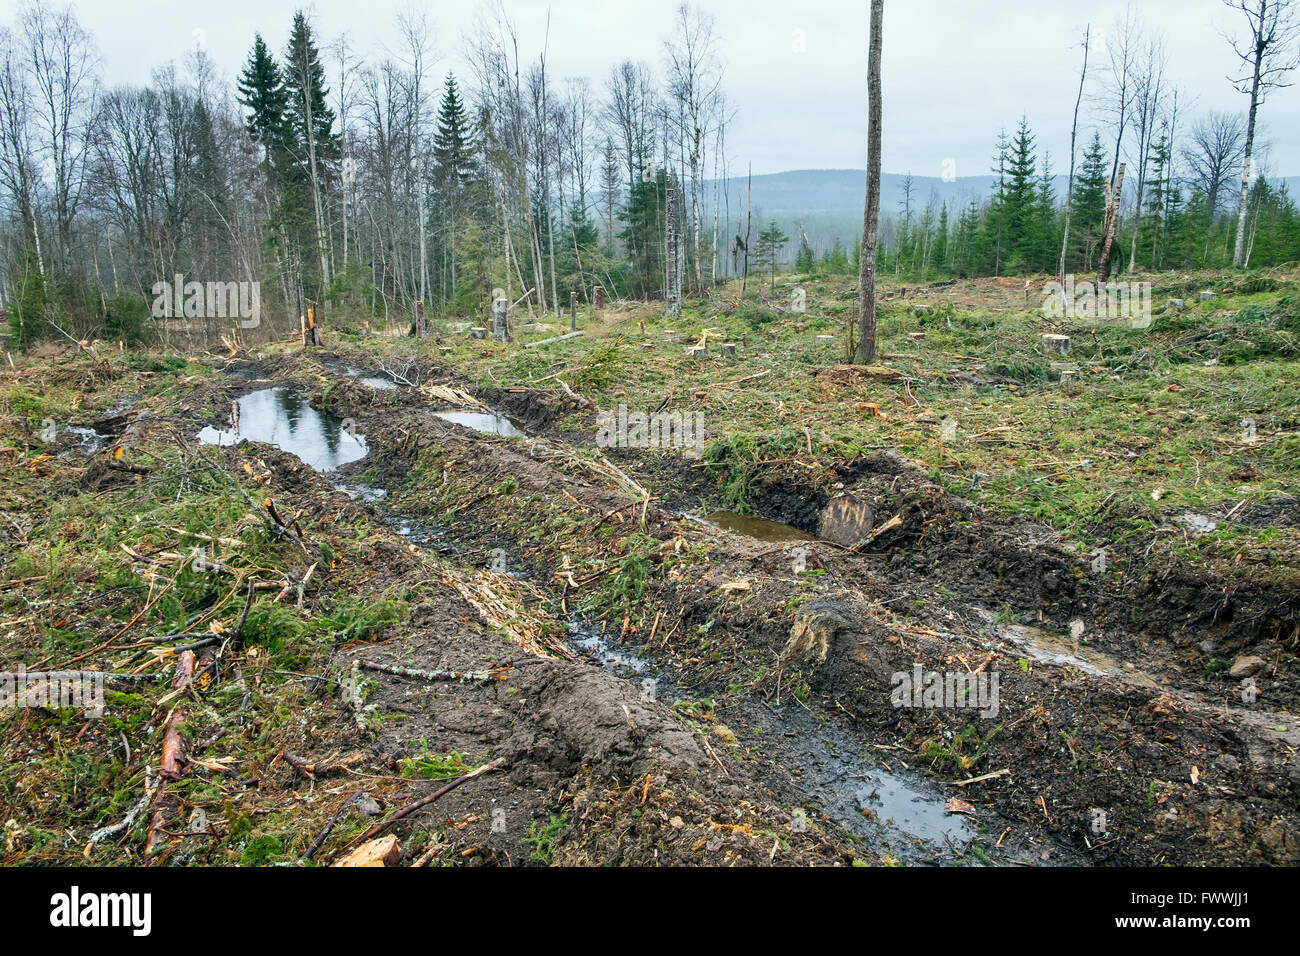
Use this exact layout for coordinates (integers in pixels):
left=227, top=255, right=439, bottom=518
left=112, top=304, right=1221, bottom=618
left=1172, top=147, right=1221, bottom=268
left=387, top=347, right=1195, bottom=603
left=1059, top=26, right=1091, bottom=284
left=1097, top=163, right=1125, bottom=284
left=853, top=0, right=884, bottom=364
left=741, top=163, right=752, bottom=295
left=1232, top=40, right=1263, bottom=267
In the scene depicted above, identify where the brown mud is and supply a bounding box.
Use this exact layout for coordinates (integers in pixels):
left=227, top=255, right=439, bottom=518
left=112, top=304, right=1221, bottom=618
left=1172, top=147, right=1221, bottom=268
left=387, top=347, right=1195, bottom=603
left=94, top=348, right=1300, bottom=864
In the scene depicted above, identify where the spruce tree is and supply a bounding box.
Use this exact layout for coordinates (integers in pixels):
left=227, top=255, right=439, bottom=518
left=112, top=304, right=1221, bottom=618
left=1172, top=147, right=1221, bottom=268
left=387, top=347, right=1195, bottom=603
left=985, top=128, right=1011, bottom=274
left=756, top=220, right=789, bottom=291
left=433, top=74, right=476, bottom=192
left=1003, top=117, right=1038, bottom=270
left=432, top=73, right=481, bottom=310
left=282, top=11, right=338, bottom=178
left=933, top=203, right=950, bottom=274
left=236, top=34, right=287, bottom=162
left=280, top=11, right=337, bottom=299
left=1034, top=154, right=1057, bottom=273
left=1070, top=132, right=1108, bottom=272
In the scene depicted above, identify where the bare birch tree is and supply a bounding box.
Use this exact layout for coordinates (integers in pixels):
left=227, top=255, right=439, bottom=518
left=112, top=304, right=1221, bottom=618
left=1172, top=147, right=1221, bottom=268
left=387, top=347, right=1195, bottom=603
left=1222, top=0, right=1300, bottom=267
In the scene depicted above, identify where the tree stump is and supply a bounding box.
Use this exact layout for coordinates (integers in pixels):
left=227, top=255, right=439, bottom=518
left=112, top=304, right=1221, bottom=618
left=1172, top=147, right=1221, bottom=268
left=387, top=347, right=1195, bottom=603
left=492, top=296, right=510, bottom=343
left=1042, top=333, right=1071, bottom=355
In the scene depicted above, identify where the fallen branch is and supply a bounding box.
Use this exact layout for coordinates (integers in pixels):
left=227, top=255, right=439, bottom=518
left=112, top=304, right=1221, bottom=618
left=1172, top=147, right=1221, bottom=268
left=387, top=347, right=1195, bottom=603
left=523, top=330, right=584, bottom=348
left=346, top=660, right=369, bottom=732
left=303, top=790, right=363, bottom=861
left=356, top=659, right=509, bottom=683
left=349, top=757, right=508, bottom=845
left=952, top=768, right=1011, bottom=787
left=85, top=766, right=157, bottom=851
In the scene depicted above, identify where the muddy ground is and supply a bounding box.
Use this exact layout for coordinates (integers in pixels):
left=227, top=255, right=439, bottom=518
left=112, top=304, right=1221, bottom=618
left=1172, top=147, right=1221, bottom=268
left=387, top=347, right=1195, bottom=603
left=209, top=349, right=1300, bottom=862
left=2, top=335, right=1297, bottom=866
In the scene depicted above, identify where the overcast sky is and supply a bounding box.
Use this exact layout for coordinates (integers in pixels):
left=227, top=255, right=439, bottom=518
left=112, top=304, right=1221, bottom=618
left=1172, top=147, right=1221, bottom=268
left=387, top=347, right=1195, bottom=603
left=16, top=0, right=1300, bottom=178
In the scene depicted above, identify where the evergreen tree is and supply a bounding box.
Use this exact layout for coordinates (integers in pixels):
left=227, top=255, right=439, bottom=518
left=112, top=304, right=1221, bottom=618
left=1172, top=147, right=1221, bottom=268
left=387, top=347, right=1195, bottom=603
left=279, top=11, right=338, bottom=301
left=1002, top=117, right=1038, bottom=271
left=756, top=220, right=789, bottom=291
left=236, top=34, right=287, bottom=162
left=1034, top=153, right=1057, bottom=272
left=794, top=229, right=815, bottom=274
left=432, top=74, right=476, bottom=192
left=1070, top=132, right=1108, bottom=272
left=984, top=128, right=1011, bottom=274
left=432, top=73, right=482, bottom=312
left=933, top=203, right=950, bottom=274
left=1141, top=132, right=1172, bottom=269
left=952, top=199, right=983, bottom=276
left=619, top=167, right=668, bottom=300
left=282, top=12, right=337, bottom=171
left=820, top=238, right=850, bottom=275
left=558, top=203, right=602, bottom=301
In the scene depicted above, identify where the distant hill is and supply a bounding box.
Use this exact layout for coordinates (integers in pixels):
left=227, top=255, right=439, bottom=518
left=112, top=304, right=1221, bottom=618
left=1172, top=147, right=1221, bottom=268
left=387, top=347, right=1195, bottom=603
left=703, top=168, right=1300, bottom=254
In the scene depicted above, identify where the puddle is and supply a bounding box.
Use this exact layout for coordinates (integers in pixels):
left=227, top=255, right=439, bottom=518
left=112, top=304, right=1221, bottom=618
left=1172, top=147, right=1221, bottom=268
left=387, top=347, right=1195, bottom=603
left=106, top=395, right=139, bottom=415
left=566, top=620, right=652, bottom=673
left=392, top=519, right=449, bottom=549
left=973, top=608, right=1156, bottom=685
left=198, top=387, right=368, bottom=471
left=699, top=510, right=809, bottom=542
left=561, top=620, right=970, bottom=859
left=62, top=426, right=109, bottom=455
left=344, top=367, right=398, bottom=391
left=336, top=482, right=388, bottom=504
left=753, top=703, right=974, bottom=860
left=433, top=408, right=524, bottom=437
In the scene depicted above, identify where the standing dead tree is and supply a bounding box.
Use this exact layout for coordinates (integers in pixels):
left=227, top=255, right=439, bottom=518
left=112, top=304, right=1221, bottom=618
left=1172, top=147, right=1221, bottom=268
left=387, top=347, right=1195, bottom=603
left=854, top=0, right=884, bottom=364
left=1096, top=5, right=1139, bottom=284
left=1059, top=25, right=1092, bottom=285
left=664, top=2, right=723, bottom=300
left=1221, top=0, right=1300, bottom=267
left=1125, top=36, right=1167, bottom=272
left=1097, top=163, right=1126, bottom=288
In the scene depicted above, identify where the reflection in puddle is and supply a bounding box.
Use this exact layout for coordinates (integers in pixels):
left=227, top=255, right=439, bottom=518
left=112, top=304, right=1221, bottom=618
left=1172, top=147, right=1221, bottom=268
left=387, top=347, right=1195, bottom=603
left=344, top=367, right=398, bottom=391
left=198, top=387, right=368, bottom=471
left=700, top=510, right=809, bottom=542
left=759, top=704, right=974, bottom=858
left=433, top=408, right=524, bottom=437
